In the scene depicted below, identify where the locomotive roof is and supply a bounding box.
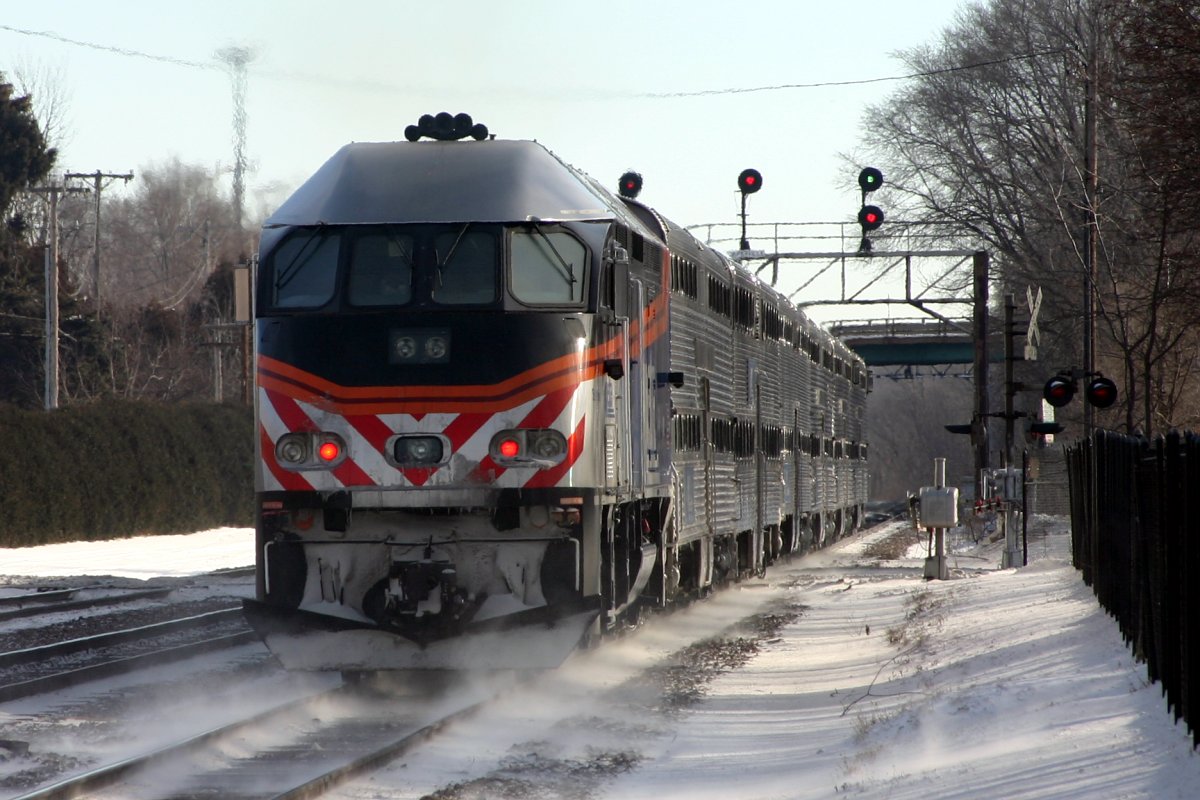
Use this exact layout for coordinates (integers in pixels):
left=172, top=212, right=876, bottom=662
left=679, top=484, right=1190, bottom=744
left=265, top=139, right=623, bottom=227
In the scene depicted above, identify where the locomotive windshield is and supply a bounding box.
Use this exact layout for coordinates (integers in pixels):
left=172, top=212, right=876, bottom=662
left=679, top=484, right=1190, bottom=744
left=510, top=227, right=586, bottom=305
left=270, top=230, right=341, bottom=308
left=262, top=223, right=589, bottom=311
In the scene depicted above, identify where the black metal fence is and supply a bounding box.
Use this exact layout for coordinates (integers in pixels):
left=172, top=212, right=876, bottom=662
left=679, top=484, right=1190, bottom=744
left=1066, top=429, right=1200, bottom=746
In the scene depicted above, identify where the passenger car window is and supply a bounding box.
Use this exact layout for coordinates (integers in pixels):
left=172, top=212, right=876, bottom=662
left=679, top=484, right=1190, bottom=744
left=270, top=231, right=340, bottom=308
left=510, top=230, right=586, bottom=305
left=348, top=233, right=415, bottom=306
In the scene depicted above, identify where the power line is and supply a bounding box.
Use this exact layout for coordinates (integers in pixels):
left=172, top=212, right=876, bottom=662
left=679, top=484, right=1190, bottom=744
left=0, top=23, right=215, bottom=70
left=0, top=23, right=1066, bottom=99
left=637, top=49, right=1068, bottom=98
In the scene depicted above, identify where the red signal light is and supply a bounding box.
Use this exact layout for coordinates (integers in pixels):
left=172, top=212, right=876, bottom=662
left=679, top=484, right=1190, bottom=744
left=1086, top=376, right=1118, bottom=408
left=499, top=438, right=520, bottom=458
left=738, top=168, right=763, bottom=195
left=858, top=204, right=885, bottom=232
left=1043, top=375, right=1076, bottom=407
left=318, top=441, right=341, bottom=462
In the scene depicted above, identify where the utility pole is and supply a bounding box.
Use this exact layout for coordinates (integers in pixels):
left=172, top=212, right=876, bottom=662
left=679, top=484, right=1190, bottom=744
left=1004, top=294, right=1014, bottom=467
left=972, top=250, right=990, bottom=498
left=1082, top=9, right=1100, bottom=433
left=64, top=170, right=134, bottom=315
left=30, top=181, right=88, bottom=410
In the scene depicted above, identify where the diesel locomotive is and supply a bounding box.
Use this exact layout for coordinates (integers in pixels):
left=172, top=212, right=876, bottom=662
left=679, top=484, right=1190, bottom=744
left=243, top=117, right=869, bottom=670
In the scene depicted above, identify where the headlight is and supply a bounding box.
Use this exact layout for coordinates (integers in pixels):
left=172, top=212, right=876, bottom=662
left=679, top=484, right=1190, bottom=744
left=276, top=433, right=310, bottom=465
left=424, top=335, right=449, bottom=359
left=489, top=429, right=568, bottom=467
left=528, top=430, right=566, bottom=460
left=392, top=435, right=446, bottom=466
left=393, top=336, right=417, bottom=360
left=273, top=432, right=346, bottom=469
left=389, top=328, right=451, bottom=364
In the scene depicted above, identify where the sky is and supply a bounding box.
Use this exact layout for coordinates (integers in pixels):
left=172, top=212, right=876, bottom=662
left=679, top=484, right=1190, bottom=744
left=0, top=0, right=967, bottom=322
left=3, top=518, right=1198, bottom=797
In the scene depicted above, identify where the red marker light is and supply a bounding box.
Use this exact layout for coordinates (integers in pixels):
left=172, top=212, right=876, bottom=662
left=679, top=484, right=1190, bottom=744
left=499, top=438, right=520, bottom=458
left=617, top=171, right=643, bottom=198
left=318, top=441, right=341, bottom=462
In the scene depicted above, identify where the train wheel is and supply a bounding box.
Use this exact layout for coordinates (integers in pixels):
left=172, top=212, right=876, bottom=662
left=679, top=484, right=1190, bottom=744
left=780, top=517, right=797, bottom=557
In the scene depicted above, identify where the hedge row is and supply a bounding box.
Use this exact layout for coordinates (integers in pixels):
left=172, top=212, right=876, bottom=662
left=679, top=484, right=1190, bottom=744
left=0, top=401, right=254, bottom=548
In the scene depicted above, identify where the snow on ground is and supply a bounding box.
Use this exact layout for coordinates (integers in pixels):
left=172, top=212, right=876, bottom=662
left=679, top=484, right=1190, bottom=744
left=2, top=517, right=1198, bottom=798
left=0, top=527, right=254, bottom=579
left=598, top=522, right=1199, bottom=800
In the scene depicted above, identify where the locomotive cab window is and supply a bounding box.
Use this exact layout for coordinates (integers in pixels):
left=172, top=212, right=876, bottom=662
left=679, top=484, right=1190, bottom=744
left=268, top=229, right=340, bottom=309
left=347, top=232, right=415, bottom=306
left=433, top=227, right=499, bottom=305
left=510, top=227, right=587, bottom=305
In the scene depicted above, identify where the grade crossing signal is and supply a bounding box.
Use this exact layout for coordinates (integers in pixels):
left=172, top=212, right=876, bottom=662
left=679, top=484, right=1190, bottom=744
left=1042, top=371, right=1118, bottom=409
left=1085, top=376, right=1118, bottom=408
left=1043, top=374, right=1075, bottom=407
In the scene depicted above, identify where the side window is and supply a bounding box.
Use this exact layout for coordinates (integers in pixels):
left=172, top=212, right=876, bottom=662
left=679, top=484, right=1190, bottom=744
left=347, top=233, right=415, bottom=306
left=269, top=232, right=340, bottom=309
left=510, top=230, right=587, bottom=305
left=433, top=229, right=498, bottom=305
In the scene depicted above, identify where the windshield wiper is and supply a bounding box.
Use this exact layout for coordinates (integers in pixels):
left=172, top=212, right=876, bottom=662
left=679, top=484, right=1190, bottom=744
left=433, top=223, right=472, bottom=288
left=525, top=217, right=576, bottom=290
left=383, top=224, right=416, bottom=269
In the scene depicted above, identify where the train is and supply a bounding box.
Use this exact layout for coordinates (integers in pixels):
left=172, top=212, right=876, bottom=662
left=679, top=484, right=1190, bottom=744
left=242, top=114, right=870, bottom=671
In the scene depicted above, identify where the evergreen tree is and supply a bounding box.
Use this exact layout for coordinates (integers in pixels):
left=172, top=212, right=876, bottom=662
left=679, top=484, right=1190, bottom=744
left=0, top=78, right=55, bottom=216
left=0, top=74, right=57, bottom=407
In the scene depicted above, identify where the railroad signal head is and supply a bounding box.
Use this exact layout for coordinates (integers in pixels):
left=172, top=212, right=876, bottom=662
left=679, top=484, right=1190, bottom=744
left=858, top=205, right=885, bottom=232
left=618, top=171, right=643, bottom=199
left=858, top=167, right=883, bottom=194
left=1086, top=376, right=1118, bottom=408
left=738, top=168, right=763, bottom=195
left=1043, top=375, right=1076, bottom=407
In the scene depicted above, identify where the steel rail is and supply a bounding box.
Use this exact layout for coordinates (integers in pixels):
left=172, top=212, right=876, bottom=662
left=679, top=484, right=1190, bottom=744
left=0, top=588, right=173, bottom=624
left=9, top=686, right=350, bottom=800
left=0, top=606, right=243, bottom=669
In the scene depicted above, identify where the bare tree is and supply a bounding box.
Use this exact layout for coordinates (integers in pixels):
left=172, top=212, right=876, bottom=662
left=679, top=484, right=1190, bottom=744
left=856, top=0, right=1200, bottom=436
left=102, top=158, right=238, bottom=310
left=9, top=57, right=70, bottom=157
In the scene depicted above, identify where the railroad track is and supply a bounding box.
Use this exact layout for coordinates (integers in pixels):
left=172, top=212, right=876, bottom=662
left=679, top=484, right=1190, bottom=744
left=0, top=607, right=257, bottom=702
left=0, top=587, right=174, bottom=624
left=12, top=676, right=507, bottom=800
